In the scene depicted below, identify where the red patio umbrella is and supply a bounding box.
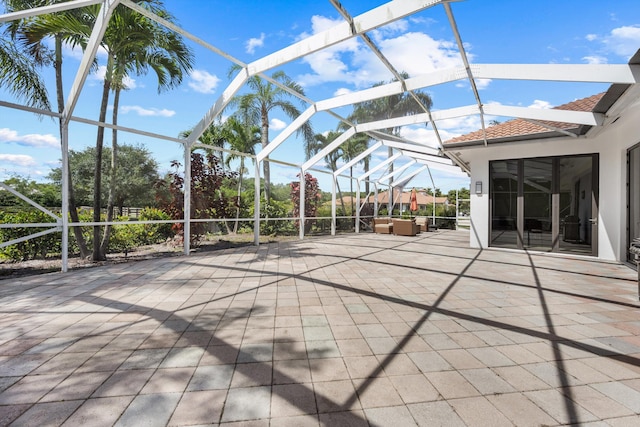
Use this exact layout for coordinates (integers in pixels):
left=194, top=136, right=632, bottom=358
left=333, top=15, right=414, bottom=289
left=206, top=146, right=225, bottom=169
left=410, top=188, right=418, bottom=217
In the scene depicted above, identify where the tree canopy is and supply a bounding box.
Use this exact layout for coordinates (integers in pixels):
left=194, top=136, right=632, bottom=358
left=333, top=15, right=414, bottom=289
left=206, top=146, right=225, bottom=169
left=48, top=144, right=160, bottom=210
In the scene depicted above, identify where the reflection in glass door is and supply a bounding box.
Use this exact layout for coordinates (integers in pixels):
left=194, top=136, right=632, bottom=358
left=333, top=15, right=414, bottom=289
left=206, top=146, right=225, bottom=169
left=490, top=160, right=518, bottom=249
left=559, top=156, right=594, bottom=255
left=523, top=159, right=553, bottom=251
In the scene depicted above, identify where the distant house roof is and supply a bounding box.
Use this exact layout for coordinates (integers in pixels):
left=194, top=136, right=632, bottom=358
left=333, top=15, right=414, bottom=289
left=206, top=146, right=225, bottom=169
left=365, top=190, right=448, bottom=205
left=322, top=195, right=358, bottom=207
left=444, top=93, right=606, bottom=146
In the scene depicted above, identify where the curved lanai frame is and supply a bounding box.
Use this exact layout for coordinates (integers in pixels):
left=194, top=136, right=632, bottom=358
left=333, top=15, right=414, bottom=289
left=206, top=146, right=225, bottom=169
left=1, top=0, right=638, bottom=272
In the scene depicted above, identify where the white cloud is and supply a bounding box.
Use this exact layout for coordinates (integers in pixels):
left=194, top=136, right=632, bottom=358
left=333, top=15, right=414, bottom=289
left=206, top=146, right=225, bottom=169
left=399, top=126, right=442, bottom=150
left=270, top=118, right=286, bottom=130
left=295, top=16, right=366, bottom=87
left=122, top=76, right=137, bottom=90
left=246, top=33, right=265, bottom=54
left=88, top=65, right=137, bottom=89
left=333, top=87, right=352, bottom=97
left=529, top=99, right=553, bottom=109
left=585, top=34, right=598, bottom=42
left=371, top=19, right=409, bottom=39
left=120, top=105, right=176, bottom=117
left=374, top=33, right=463, bottom=76
left=435, top=114, right=486, bottom=139
left=296, top=14, right=464, bottom=89
left=304, top=15, right=347, bottom=35
left=475, top=78, right=492, bottom=90
left=603, top=25, right=640, bottom=58
left=0, top=128, right=59, bottom=148
left=188, top=69, right=221, bottom=94
left=0, top=154, right=37, bottom=167
left=63, top=42, right=84, bottom=60
left=86, top=65, right=105, bottom=86
left=583, top=55, right=608, bottom=64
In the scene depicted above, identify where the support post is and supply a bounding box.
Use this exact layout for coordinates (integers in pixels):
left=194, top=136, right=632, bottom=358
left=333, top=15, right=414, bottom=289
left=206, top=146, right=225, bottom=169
left=426, top=165, right=436, bottom=227
left=61, top=122, right=69, bottom=272
left=456, top=189, right=459, bottom=230
left=373, top=183, right=379, bottom=216
left=254, top=161, right=261, bottom=246
left=183, top=144, right=191, bottom=255
left=331, top=176, right=336, bottom=236
left=355, top=181, right=361, bottom=233
left=299, top=170, right=306, bottom=239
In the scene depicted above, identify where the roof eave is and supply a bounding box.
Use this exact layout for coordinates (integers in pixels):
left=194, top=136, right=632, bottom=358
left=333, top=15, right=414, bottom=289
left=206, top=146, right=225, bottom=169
left=443, top=128, right=582, bottom=149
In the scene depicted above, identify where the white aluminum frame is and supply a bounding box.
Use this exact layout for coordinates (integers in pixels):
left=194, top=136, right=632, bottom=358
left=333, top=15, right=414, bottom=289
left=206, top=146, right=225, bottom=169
left=1, top=0, right=636, bottom=272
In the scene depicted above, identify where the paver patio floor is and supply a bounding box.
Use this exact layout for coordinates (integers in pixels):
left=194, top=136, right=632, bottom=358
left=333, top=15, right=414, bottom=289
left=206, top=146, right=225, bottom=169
left=1, top=230, right=639, bottom=426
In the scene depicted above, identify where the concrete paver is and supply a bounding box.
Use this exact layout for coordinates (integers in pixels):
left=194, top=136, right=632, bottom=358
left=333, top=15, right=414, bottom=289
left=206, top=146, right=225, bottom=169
left=0, top=230, right=639, bottom=426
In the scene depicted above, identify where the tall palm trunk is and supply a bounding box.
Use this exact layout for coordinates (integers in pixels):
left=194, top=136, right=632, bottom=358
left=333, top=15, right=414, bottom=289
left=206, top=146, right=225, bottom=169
left=100, top=85, right=120, bottom=255
left=55, top=36, right=90, bottom=258
left=337, top=181, right=346, bottom=228
left=233, top=158, right=244, bottom=234
left=349, top=166, right=354, bottom=216
left=364, top=157, right=370, bottom=194
left=92, top=56, right=113, bottom=261
left=261, top=109, right=270, bottom=203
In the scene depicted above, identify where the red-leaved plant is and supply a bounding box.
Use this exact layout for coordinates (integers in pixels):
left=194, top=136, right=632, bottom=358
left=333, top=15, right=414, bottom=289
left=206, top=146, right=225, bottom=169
left=155, top=152, right=237, bottom=245
left=290, top=172, right=321, bottom=234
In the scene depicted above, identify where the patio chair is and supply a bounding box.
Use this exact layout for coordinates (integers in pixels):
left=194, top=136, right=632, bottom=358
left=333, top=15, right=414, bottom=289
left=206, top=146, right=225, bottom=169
left=373, top=217, right=393, bottom=234
left=415, top=216, right=429, bottom=232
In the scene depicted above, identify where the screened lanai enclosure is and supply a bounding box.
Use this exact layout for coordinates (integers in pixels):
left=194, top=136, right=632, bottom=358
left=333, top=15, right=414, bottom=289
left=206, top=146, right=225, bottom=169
left=1, top=0, right=639, bottom=272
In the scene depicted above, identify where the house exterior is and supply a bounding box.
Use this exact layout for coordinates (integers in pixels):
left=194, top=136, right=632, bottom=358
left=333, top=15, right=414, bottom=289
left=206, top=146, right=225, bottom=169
left=444, top=53, right=640, bottom=263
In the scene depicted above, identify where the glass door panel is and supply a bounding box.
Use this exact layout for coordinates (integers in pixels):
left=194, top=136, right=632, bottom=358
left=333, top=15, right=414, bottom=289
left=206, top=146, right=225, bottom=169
left=559, top=156, right=594, bottom=255
left=523, top=158, right=553, bottom=251
left=490, top=160, right=518, bottom=249
left=629, top=145, right=640, bottom=261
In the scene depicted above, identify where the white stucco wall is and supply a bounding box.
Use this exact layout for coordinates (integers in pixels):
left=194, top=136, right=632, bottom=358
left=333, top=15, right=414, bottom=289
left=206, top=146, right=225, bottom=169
left=460, top=100, right=640, bottom=262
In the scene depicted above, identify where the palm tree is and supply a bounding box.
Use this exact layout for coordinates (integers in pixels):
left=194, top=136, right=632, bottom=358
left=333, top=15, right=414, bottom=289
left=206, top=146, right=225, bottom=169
left=180, top=118, right=230, bottom=166
left=340, top=133, right=370, bottom=215
left=13, top=2, right=194, bottom=260
left=311, top=130, right=348, bottom=217
left=0, top=34, right=50, bottom=110
left=349, top=71, right=433, bottom=211
left=99, top=4, right=194, bottom=258
left=228, top=67, right=314, bottom=203
left=224, top=117, right=261, bottom=233
left=5, top=0, right=92, bottom=258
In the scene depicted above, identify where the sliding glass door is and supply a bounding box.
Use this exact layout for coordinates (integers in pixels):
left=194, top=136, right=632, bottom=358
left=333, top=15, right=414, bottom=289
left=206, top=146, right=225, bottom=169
left=490, top=154, right=598, bottom=256
left=629, top=144, right=640, bottom=262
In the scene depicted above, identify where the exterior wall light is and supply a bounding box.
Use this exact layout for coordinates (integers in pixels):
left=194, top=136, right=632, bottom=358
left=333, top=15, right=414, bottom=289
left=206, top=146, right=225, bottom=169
left=475, top=181, right=482, bottom=194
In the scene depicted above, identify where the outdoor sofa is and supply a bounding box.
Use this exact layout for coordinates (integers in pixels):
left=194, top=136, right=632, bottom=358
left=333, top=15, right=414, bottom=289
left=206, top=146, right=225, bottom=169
left=392, top=218, right=419, bottom=236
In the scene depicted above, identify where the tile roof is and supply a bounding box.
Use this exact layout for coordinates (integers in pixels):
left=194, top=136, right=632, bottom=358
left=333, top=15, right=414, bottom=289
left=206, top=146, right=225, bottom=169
left=445, top=93, right=605, bottom=144
left=365, top=190, right=448, bottom=205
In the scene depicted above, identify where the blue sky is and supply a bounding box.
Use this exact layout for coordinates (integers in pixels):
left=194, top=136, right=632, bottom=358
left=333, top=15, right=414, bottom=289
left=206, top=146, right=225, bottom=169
left=2, top=0, right=640, bottom=194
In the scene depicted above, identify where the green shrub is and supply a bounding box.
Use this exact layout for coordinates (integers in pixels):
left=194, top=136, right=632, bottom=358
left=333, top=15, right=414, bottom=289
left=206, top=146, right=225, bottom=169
left=138, top=207, right=174, bottom=244
left=106, top=209, right=174, bottom=254
left=250, top=198, right=296, bottom=236
left=0, top=210, right=61, bottom=261
left=0, top=207, right=177, bottom=261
